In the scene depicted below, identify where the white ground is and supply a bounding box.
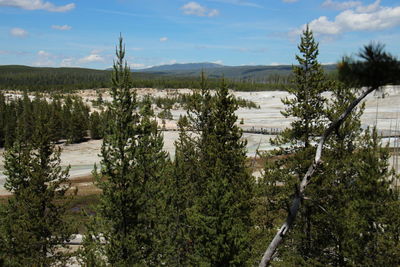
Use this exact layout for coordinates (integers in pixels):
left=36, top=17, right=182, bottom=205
left=1, top=86, right=399, bottom=194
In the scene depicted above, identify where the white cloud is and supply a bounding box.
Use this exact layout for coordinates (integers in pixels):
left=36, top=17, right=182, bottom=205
left=166, top=59, right=177, bottom=65
left=294, top=1, right=400, bottom=36
left=0, top=0, right=75, bottom=12
left=130, top=63, right=146, bottom=69
left=322, top=0, right=381, bottom=12
left=159, top=37, right=168, bottom=42
left=10, top=27, right=28, bottom=37
left=181, top=2, right=219, bottom=17
left=33, top=59, right=54, bottom=66
left=37, top=50, right=50, bottom=57
left=355, top=0, right=380, bottom=12
left=51, top=24, right=72, bottom=31
left=78, top=54, right=104, bottom=64
left=60, top=58, right=75, bottom=67
left=322, top=0, right=361, bottom=10
left=33, top=49, right=55, bottom=66
left=212, top=60, right=223, bottom=65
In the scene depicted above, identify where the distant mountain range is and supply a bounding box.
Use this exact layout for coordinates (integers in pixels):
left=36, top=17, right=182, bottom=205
left=139, top=62, right=223, bottom=72
left=135, top=62, right=337, bottom=80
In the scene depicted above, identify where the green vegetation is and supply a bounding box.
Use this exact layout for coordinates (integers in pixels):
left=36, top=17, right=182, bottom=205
left=187, top=77, right=254, bottom=265
left=255, top=27, right=400, bottom=266
left=0, top=92, right=92, bottom=148
left=80, top=37, right=170, bottom=266
left=0, top=32, right=399, bottom=266
left=0, top=119, right=74, bottom=266
left=0, top=64, right=332, bottom=92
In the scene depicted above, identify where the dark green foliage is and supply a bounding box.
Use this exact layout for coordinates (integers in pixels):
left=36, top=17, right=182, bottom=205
left=83, top=36, right=168, bottom=266
left=0, top=125, right=74, bottom=266
left=0, top=64, right=318, bottom=92
left=89, top=111, right=105, bottom=140
left=339, top=43, right=400, bottom=89
left=157, top=108, right=173, bottom=120
left=0, top=93, right=91, bottom=148
left=165, top=115, right=199, bottom=266
left=172, top=74, right=254, bottom=266
left=0, top=65, right=112, bottom=92
left=279, top=25, right=328, bottom=147
left=192, top=78, right=254, bottom=266
left=256, top=28, right=400, bottom=265
left=253, top=27, right=329, bottom=262
left=63, top=96, right=90, bottom=144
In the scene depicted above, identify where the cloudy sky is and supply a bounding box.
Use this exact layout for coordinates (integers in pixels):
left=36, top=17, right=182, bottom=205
left=1, top=0, right=400, bottom=69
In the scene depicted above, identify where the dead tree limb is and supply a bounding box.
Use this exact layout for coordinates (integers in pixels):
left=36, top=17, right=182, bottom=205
left=259, top=86, right=377, bottom=267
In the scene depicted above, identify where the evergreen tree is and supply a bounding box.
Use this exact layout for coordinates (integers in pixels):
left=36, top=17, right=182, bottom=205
left=257, top=30, right=400, bottom=265
left=190, top=78, right=254, bottom=266
left=256, top=25, right=329, bottom=263
left=0, top=115, right=73, bottom=266
left=0, top=92, right=6, bottom=147
left=279, top=25, right=327, bottom=147
left=89, top=111, right=104, bottom=140
left=82, top=36, right=168, bottom=266
left=166, top=115, right=199, bottom=266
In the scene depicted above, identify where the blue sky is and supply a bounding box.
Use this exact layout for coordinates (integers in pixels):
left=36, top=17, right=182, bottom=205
left=1, top=0, right=400, bottom=69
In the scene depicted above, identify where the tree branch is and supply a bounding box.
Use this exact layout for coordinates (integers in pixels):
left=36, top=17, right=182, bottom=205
left=259, top=86, right=377, bottom=267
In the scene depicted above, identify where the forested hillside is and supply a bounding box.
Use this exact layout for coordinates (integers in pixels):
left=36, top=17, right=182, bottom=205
left=0, top=64, right=337, bottom=92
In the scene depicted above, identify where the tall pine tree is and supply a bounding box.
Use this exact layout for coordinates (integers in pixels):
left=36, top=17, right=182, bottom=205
left=82, top=36, right=168, bottom=266
left=189, top=77, right=254, bottom=266
left=257, top=29, right=400, bottom=265
left=0, top=108, right=74, bottom=266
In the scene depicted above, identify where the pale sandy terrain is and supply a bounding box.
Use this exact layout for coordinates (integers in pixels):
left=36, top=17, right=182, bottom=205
left=1, top=86, right=399, bottom=194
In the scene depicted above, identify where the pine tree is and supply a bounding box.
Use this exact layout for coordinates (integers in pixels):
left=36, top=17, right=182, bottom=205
left=89, top=111, right=104, bottom=139
left=0, top=92, right=6, bottom=147
left=256, top=25, right=329, bottom=263
left=279, top=25, right=327, bottom=148
left=190, top=78, right=254, bottom=266
left=166, top=115, right=200, bottom=266
left=0, top=113, right=74, bottom=266
left=82, top=36, right=168, bottom=266
left=257, top=31, right=400, bottom=265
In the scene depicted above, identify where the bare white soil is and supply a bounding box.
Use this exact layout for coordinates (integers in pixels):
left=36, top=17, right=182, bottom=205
left=1, top=86, right=399, bottom=194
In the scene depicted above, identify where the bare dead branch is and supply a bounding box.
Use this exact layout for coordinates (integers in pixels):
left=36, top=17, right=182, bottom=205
left=259, top=86, right=377, bottom=267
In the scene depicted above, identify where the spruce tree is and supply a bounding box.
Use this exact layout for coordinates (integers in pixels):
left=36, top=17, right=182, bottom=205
left=0, top=112, right=73, bottom=266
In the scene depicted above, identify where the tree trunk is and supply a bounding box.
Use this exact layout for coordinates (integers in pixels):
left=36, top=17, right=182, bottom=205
left=259, top=86, right=377, bottom=266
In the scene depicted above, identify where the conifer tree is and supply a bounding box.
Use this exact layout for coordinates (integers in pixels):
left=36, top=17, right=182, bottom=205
left=82, top=36, right=168, bottom=266
left=89, top=111, right=104, bottom=139
left=258, top=31, right=400, bottom=265
left=0, top=92, right=6, bottom=147
left=0, top=111, right=73, bottom=266
left=256, top=25, right=329, bottom=262
left=190, top=78, right=254, bottom=266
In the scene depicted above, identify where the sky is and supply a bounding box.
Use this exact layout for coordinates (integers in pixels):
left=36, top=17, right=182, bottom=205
left=1, top=0, right=400, bottom=69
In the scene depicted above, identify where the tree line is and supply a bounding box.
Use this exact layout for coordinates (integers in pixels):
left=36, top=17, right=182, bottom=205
left=0, top=93, right=92, bottom=148
left=0, top=30, right=400, bottom=266
left=0, top=89, right=259, bottom=149
left=0, top=65, right=294, bottom=92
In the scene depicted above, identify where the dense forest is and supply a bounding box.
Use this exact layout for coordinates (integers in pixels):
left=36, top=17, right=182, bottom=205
left=0, top=28, right=400, bottom=267
left=0, top=64, right=335, bottom=92
left=0, top=90, right=259, bottom=149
